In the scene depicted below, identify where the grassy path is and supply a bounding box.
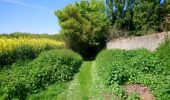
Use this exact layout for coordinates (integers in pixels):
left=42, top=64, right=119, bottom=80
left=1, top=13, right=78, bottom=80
left=28, top=61, right=117, bottom=100
left=90, top=62, right=116, bottom=100
left=58, top=61, right=92, bottom=100
left=58, top=61, right=116, bottom=100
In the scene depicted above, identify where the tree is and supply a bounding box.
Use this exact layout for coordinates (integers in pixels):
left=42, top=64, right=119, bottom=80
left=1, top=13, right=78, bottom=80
left=56, top=5, right=87, bottom=56
left=75, top=0, right=109, bottom=46
left=106, top=0, right=169, bottom=36
left=55, top=0, right=109, bottom=58
left=132, top=0, right=169, bottom=34
left=106, top=0, right=117, bottom=25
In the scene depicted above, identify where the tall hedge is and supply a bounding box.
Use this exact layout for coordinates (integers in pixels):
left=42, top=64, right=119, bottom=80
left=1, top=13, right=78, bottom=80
left=0, top=49, right=82, bottom=99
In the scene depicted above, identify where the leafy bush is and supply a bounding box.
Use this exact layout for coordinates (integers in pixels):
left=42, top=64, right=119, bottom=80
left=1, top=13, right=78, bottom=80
left=155, top=38, right=170, bottom=70
left=95, top=47, right=170, bottom=99
left=96, top=49, right=164, bottom=85
left=0, top=37, right=64, bottom=66
left=0, top=49, right=82, bottom=99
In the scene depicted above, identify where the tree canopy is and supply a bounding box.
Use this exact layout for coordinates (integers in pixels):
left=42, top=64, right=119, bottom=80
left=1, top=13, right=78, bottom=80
left=55, top=0, right=169, bottom=58
left=56, top=0, right=109, bottom=58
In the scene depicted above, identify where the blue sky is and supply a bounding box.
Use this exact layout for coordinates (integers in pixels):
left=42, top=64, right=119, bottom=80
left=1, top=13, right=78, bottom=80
left=0, top=0, right=75, bottom=34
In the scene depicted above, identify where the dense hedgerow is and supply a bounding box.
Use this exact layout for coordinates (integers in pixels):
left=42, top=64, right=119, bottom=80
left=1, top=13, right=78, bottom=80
left=0, top=49, right=82, bottom=99
left=0, top=37, right=64, bottom=66
left=96, top=42, right=170, bottom=99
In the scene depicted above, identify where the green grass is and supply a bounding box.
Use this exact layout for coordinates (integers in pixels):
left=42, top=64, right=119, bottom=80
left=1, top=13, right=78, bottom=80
left=59, top=61, right=92, bottom=100
left=90, top=62, right=120, bottom=100
left=27, top=83, right=68, bottom=100
left=78, top=62, right=92, bottom=100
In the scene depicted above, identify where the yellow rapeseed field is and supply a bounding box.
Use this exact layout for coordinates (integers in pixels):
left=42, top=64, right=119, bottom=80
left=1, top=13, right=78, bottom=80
left=0, top=37, right=65, bottom=53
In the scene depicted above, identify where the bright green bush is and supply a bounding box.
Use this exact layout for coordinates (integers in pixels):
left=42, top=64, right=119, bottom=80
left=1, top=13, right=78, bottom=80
left=95, top=47, right=170, bottom=99
left=96, top=49, right=164, bottom=85
left=155, top=38, right=170, bottom=73
left=0, top=49, right=83, bottom=99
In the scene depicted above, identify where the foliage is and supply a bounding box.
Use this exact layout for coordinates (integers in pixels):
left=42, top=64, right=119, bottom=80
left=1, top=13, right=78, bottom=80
left=96, top=49, right=157, bottom=85
left=56, top=4, right=88, bottom=57
left=127, top=93, right=140, bottom=100
left=109, top=84, right=127, bottom=99
left=155, top=38, right=170, bottom=63
left=95, top=44, right=170, bottom=99
left=106, top=0, right=170, bottom=37
left=27, top=83, right=68, bottom=100
left=56, top=0, right=109, bottom=58
left=0, top=37, right=64, bottom=66
left=132, top=0, right=168, bottom=35
left=0, top=32, right=64, bottom=41
left=75, top=0, right=109, bottom=46
left=28, top=61, right=92, bottom=100
left=155, top=38, right=170, bottom=75
left=0, top=49, right=83, bottom=99
left=56, top=0, right=169, bottom=57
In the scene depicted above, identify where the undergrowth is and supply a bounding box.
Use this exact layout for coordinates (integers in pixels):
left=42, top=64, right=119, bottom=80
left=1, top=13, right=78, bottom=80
left=0, top=49, right=82, bottom=99
left=95, top=40, right=170, bottom=99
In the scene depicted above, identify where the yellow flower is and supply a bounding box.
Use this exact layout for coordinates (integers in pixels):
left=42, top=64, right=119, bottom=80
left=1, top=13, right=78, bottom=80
left=0, top=37, right=65, bottom=53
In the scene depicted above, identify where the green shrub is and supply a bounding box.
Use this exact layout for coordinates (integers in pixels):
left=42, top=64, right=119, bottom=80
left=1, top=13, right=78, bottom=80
left=96, top=49, right=163, bottom=85
left=0, top=52, right=14, bottom=67
left=155, top=38, right=170, bottom=73
left=95, top=46, right=170, bottom=99
left=13, top=45, right=37, bottom=60
left=0, top=49, right=82, bottom=99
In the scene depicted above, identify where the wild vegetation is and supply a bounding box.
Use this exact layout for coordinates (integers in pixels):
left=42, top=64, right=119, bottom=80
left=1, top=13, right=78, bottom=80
left=56, top=0, right=170, bottom=58
left=0, top=0, right=170, bottom=100
left=21, top=39, right=169, bottom=100
left=0, top=49, right=82, bottom=99
left=0, top=37, right=64, bottom=66
left=0, top=32, right=64, bottom=41
left=95, top=40, right=170, bottom=99
left=106, top=0, right=170, bottom=36
left=56, top=0, right=109, bottom=58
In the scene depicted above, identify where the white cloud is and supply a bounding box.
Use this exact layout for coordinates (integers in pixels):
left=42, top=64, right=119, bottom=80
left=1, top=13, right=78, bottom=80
left=0, top=0, right=49, bottom=10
